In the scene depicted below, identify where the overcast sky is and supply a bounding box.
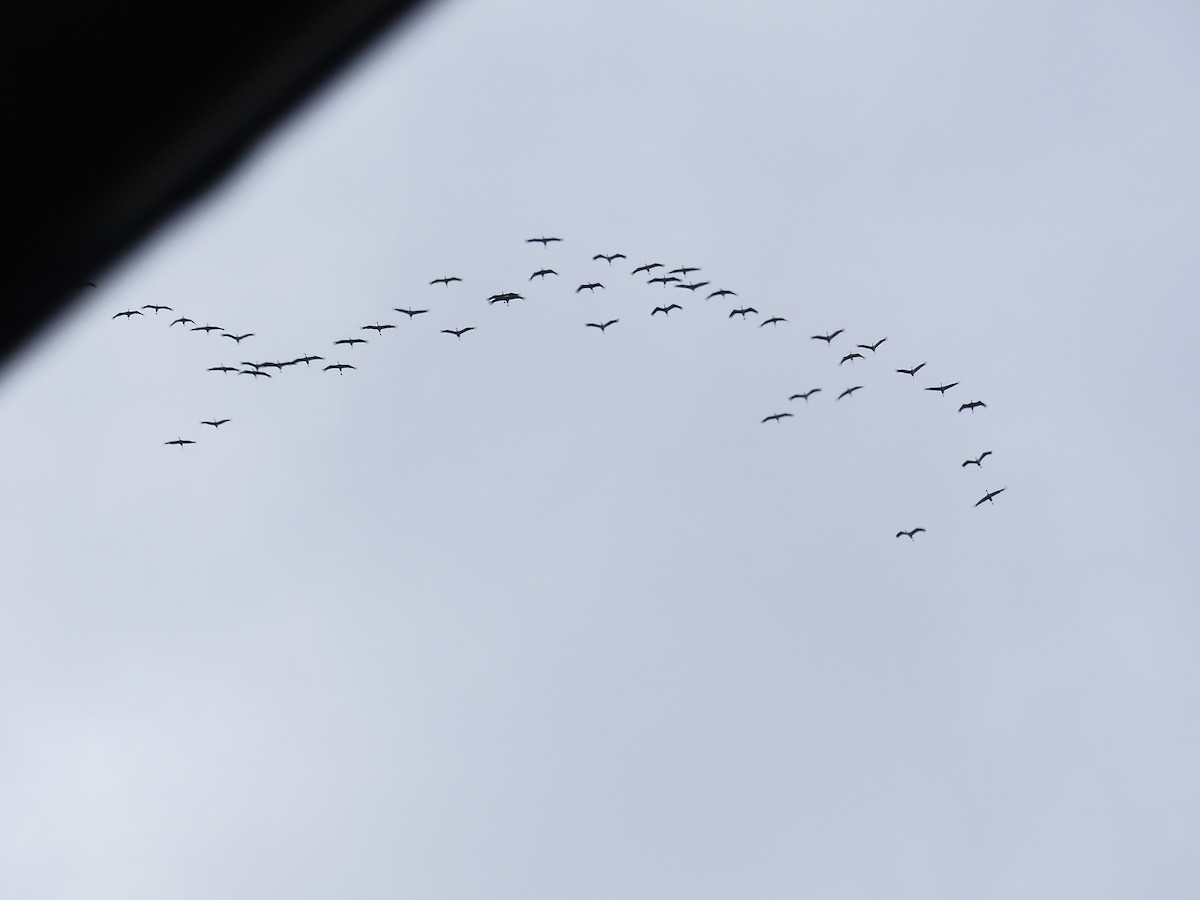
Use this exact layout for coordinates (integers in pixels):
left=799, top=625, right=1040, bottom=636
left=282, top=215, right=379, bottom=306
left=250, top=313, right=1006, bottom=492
left=3, top=1, right=1200, bottom=897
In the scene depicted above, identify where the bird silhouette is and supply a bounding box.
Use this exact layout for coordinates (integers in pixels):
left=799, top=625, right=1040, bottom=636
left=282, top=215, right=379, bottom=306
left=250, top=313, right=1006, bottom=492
left=576, top=282, right=604, bottom=293
left=706, top=289, right=736, bottom=299
left=112, top=309, right=143, bottom=319
left=648, top=275, right=681, bottom=286
left=165, top=438, right=195, bottom=447
left=962, top=451, right=993, bottom=467
left=669, top=266, right=700, bottom=277
left=201, top=419, right=230, bottom=428
left=837, top=385, right=863, bottom=400
left=674, top=281, right=710, bottom=292
left=896, top=363, right=926, bottom=376
left=238, top=369, right=272, bottom=378
left=142, top=304, right=171, bottom=314
left=291, top=354, right=325, bottom=366
left=958, top=400, right=987, bottom=413
left=651, top=304, right=682, bottom=316
left=974, top=487, right=1006, bottom=506
left=811, top=329, right=845, bottom=343
left=925, top=382, right=958, bottom=394
left=729, top=307, right=758, bottom=318
left=394, top=308, right=428, bottom=318
left=442, top=326, right=475, bottom=339
left=362, top=323, right=395, bottom=333
left=896, top=528, right=926, bottom=539
left=839, top=352, right=864, bottom=365
left=324, top=362, right=356, bottom=373
left=530, top=268, right=557, bottom=280
left=430, top=276, right=462, bottom=286
left=222, top=332, right=254, bottom=343
left=169, top=316, right=195, bottom=327
left=586, top=319, right=619, bottom=332
left=857, top=338, right=887, bottom=352
left=191, top=324, right=222, bottom=333
left=488, top=292, right=522, bottom=304
left=207, top=365, right=238, bottom=374
left=593, top=253, right=626, bottom=264
left=761, top=412, right=793, bottom=423
left=789, top=388, right=821, bottom=401
left=334, top=337, right=368, bottom=347
left=632, top=263, right=663, bottom=275
left=760, top=316, right=786, bottom=327
left=526, top=236, right=562, bottom=245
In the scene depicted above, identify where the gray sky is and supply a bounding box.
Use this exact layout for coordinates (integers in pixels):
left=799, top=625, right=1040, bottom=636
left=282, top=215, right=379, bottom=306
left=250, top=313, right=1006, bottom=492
left=3, top=1, right=1199, bottom=897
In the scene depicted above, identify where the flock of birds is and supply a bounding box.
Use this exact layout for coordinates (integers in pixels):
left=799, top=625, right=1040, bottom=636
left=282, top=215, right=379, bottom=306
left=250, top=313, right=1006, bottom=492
left=109, top=235, right=1007, bottom=538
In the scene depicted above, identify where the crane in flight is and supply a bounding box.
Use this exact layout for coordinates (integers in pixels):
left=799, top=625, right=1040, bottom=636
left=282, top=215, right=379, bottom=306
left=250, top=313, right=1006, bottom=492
left=669, top=266, right=700, bottom=277
left=761, top=412, right=793, bottom=423
left=394, top=308, right=428, bottom=318
left=291, top=354, right=325, bottom=366
left=442, top=326, right=476, bottom=339
left=191, top=324, right=223, bottom=333
left=169, top=316, right=195, bottom=327
left=974, top=487, right=1006, bottom=507
left=651, top=304, right=681, bottom=316
left=857, top=338, right=887, bottom=352
left=586, top=319, right=619, bottom=332
left=811, top=329, right=844, bottom=343
left=239, top=368, right=271, bottom=378
left=323, top=362, right=356, bottom=373
left=222, top=332, right=254, bottom=343
left=648, top=275, right=680, bottom=286
left=207, top=365, right=238, bottom=374
left=837, top=385, right=863, bottom=400
left=729, top=307, right=758, bottom=318
left=576, top=282, right=604, bottom=293
left=707, top=288, right=736, bottom=299
left=760, top=316, right=786, bottom=327
left=632, top=263, right=663, bottom=275
left=112, top=309, right=143, bottom=319
left=142, top=304, right=171, bottom=314
left=334, top=337, right=368, bottom=348
left=164, top=438, right=195, bottom=447
left=962, top=451, right=993, bottom=467
left=430, top=276, right=462, bottom=286
left=362, top=323, right=395, bottom=333
left=896, top=528, right=926, bottom=539
left=201, top=419, right=230, bottom=428
left=530, top=268, right=557, bottom=280
left=593, top=253, right=626, bottom=264
left=789, top=388, right=821, bottom=402
left=675, top=281, right=710, bottom=292
left=526, top=236, right=562, bottom=245
left=959, top=400, right=987, bottom=413
left=839, top=352, right=864, bottom=365
left=925, top=382, right=958, bottom=394
left=896, top=363, right=926, bottom=376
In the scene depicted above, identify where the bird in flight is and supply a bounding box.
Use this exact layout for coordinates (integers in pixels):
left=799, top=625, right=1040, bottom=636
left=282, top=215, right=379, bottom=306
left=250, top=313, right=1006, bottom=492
left=142, top=304, right=171, bottom=314
left=170, top=316, right=195, bottom=327
left=488, top=292, right=522, bottom=305
left=962, top=451, right=993, bottom=467
left=974, top=487, right=1006, bottom=507
left=857, top=338, right=887, bottom=352
left=760, top=316, right=787, bottom=327
left=430, top=276, right=462, bottom=286
left=789, top=388, right=821, bottom=401
left=530, top=268, right=557, bottom=280
left=811, top=329, right=845, bottom=343
left=291, top=354, right=325, bottom=366
left=586, top=319, right=619, bottom=332
left=651, top=304, right=682, bottom=316
left=442, top=326, right=476, bottom=339
left=112, top=309, right=143, bottom=319
left=576, top=282, right=604, bottom=293
left=362, top=323, right=395, bottom=333
left=201, top=419, right=230, bottom=428
left=925, top=382, right=958, bottom=394
left=761, top=412, right=793, bottom=423
left=839, top=352, right=864, bottom=365
left=959, top=400, right=987, bottom=413
left=526, top=236, right=562, bottom=245
left=632, top=263, right=663, bottom=275
left=334, top=337, right=368, bottom=347
left=669, top=266, right=700, bottom=277
left=239, top=368, right=272, bottom=378
left=896, top=528, right=926, bottom=540
left=837, top=385, right=863, bottom=400
left=896, top=363, right=926, bottom=376
left=164, top=438, right=195, bottom=447
left=729, top=307, right=759, bottom=318
left=675, top=281, right=710, bottom=292
left=324, top=362, right=356, bottom=373
left=207, top=365, right=238, bottom=374
left=706, top=288, right=736, bottom=299
left=394, top=308, right=428, bottom=318
left=222, top=332, right=254, bottom=343
left=593, top=253, right=626, bottom=264
left=648, top=275, right=681, bottom=286
left=191, top=324, right=222, bottom=333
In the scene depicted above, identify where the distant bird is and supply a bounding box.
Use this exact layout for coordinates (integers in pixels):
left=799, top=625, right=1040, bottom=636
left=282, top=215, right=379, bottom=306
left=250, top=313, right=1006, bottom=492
left=586, top=319, right=619, bottom=332
left=593, top=253, right=626, bottom=264
left=760, top=316, right=786, bottom=327
left=430, top=276, right=462, bottom=286
left=651, top=304, right=681, bottom=316
left=164, top=438, right=195, bottom=447
left=729, top=307, right=758, bottom=318
left=362, top=323, right=395, bottom=333
left=191, top=324, right=222, bottom=333
left=222, top=332, right=254, bottom=343
left=669, top=266, right=700, bottom=277
left=789, top=388, right=821, bottom=401
left=896, top=363, right=926, bottom=376
left=142, top=304, right=171, bottom=314
left=488, top=293, right=522, bottom=304
left=632, top=263, right=663, bottom=275
left=576, top=282, right=604, bottom=293
left=291, top=354, right=324, bottom=366
left=169, top=316, right=195, bottom=327
left=277, top=359, right=299, bottom=368
left=837, top=385, right=863, bottom=400
left=207, top=365, right=238, bottom=374
left=394, top=308, right=428, bottom=318
left=811, top=329, right=845, bottom=343
left=259, top=361, right=285, bottom=372
left=675, top=281, right=710, bottom=292
left=112, top=309, right=143, bottom=319
left=959, top=400, right=987, bottom=413
left=925, top=382, right=959, bottom=394
left=706, top=288, right=736, bottom=299
left=839, top=352, right=864, bottom=365
left=962, top=451, right=993, bottom=467
left=526, top=236, right=562, bottom=245
left=201, top=419, right=230, bottom=428
left=857, top=338, right=887, bottom=352
left=240, top=361, right=264, bottom=369
left=334, top=337, right=368, bottom=347
left=442, top=326, right=475, bottom=339
left=761, top=412, right=793, bottom=423
left=648, top=275, right=681, bottom=286
left=530, top=268, right=557, bottom=280
left=974, top=487, right=1006, bottom=507
left=896, top=528, right=926, bottom=540
left=324, top=362, right=356, bottom=373
left=238, top=369, right=272, bottom=378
